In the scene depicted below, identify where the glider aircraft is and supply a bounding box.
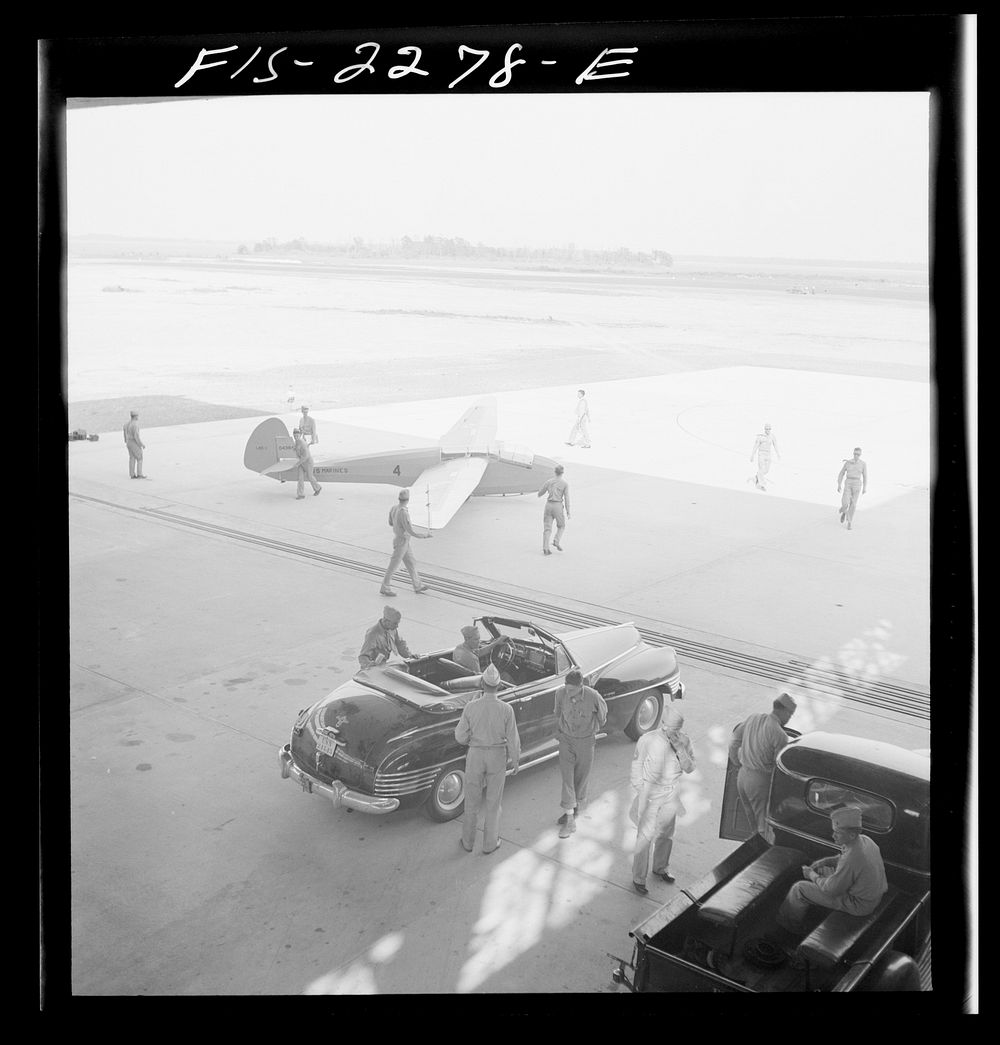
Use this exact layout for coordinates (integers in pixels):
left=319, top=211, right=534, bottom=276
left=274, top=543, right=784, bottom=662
left=244, top=396, right=559, bottom=530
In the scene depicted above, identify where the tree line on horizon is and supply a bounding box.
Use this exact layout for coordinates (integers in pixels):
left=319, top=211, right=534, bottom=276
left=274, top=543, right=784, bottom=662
left=236, top=234, right=673, bottom=267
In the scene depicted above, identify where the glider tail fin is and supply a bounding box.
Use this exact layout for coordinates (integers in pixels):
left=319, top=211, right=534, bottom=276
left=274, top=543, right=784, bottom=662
left=244, top=417, right=294, bottom=473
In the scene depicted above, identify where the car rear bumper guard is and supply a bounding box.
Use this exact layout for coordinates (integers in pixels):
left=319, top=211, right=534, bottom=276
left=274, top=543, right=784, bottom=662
left=278, top=744, right=399, bottom=814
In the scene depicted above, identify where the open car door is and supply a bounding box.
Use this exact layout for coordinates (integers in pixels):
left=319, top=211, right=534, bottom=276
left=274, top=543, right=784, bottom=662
left=719, top=726, right=801, bottom=842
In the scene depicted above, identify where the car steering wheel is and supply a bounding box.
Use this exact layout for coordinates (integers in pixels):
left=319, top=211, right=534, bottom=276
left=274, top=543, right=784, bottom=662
left=491, top=637, right=516, bottom=673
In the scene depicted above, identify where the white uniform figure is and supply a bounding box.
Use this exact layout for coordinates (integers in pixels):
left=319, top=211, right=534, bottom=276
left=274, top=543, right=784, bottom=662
left=750, top=423, right=780, bottom=490
left=837, top=447, right=868, bottom=530
left=629, top=703, right=695, bottom=893
left=566, top=390, right=591, bottom=448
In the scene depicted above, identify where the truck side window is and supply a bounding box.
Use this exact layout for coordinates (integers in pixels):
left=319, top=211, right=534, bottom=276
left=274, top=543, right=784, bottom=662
left=806, top=779, right=894, bottom=832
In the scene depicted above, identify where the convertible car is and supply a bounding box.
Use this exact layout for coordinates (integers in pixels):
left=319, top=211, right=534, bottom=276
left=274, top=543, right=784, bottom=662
left=278, top=616, right=685, bottom=822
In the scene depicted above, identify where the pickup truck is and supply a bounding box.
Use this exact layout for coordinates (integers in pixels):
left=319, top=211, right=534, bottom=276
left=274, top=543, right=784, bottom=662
left=610, top=730, right=931, bottom=992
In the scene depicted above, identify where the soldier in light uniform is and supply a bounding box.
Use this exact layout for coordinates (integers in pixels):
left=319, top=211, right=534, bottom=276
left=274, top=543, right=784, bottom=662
left=380, top=488, right=431, bottom=596
left=537, top=464, right=571, bottom=556
left=629, top=703, right=695, bottom=894
left=455, top=664, right=521, bottom=854
left=298, top=405, right=318, bottom=445
left=566, top=389, right=591, bottom=448
left=750, top=422, right=780, bottom=490
left=123, top=410, right=146, bottom=479
left=293, top=428, right=322, bottom=499
left=837, top=447, right=868, bottom=530
left=776, top=805, right=888, bottom=933
left=729, top=693, right=797, bottom=843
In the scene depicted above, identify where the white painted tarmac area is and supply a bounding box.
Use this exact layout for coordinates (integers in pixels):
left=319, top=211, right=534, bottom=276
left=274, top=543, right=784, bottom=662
left=68, top=368, right=930, bottom=994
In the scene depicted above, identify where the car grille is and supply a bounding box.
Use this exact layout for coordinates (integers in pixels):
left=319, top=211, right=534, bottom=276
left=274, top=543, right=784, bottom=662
left=374, top=764, right=449, bottom=798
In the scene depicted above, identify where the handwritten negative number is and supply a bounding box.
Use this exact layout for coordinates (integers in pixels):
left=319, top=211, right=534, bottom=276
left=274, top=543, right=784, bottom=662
left=448, top=44, right=525, bottom=90
left=388, top=46, right=429, bottom=80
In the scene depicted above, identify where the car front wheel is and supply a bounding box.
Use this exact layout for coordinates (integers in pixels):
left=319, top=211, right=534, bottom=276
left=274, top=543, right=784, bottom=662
left=624, top=690, right=664, bottom=741
left=424, top=766, right=466, bottom=822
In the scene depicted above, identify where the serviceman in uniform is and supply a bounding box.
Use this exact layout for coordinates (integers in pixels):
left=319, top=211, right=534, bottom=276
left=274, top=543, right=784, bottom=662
left=123, top=410, right=146, bottom=479
left=629, top=703, right=695, bottom=894
left=537, top=464, right=571, bottom=556
left=380, top=488, right=431, bottom=596
left=358, top=605, right=414, bottom=669
left=293, top=428, right=322, bottom=499
left=554, top=668, right=608, bottom=839
left=776, top=805, right=888, bottom=934
left=455, top=664, right=520, bottom=854
left=566, top=389, right=591, bottom=448
left=729, top=693, right=797, bottom=843
left=453, top=624, right=507, bottom=675
left=750, top=422, right=780, bottom=490
left=298, top=405, right=318, bottom=445
left=837, top=447, right=868, bottom=530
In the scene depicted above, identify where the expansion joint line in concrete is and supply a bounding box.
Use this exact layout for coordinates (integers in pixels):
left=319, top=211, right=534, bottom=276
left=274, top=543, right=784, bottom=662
left=70, top=492, right=929, bottom=722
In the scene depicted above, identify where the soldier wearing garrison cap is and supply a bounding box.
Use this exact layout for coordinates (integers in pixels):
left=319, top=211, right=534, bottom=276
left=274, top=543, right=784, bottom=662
left=776, top=804, right=888, bottom=934
left=454, top=663, right=521, bottom=855
left=728, top=693, right=797, bottom=843
left=358, top=605, right=414, bottom=669
left=452, top=624, right=508, bottom=676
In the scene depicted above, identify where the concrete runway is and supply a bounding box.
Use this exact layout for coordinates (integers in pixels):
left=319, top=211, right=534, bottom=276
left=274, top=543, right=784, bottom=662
left=67, top=370, right=930, bottom=994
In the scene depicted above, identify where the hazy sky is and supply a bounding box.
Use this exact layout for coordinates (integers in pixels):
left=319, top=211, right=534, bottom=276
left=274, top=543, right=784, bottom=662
left=66, top=92, right=929, bottom=263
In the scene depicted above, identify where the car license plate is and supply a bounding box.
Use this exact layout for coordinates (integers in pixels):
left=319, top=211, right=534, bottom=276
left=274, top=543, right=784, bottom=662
left=316, top=734, right=340, bottom=758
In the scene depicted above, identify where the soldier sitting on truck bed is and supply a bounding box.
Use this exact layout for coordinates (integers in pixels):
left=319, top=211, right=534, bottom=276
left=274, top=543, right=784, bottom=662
left=775, top=805, right=888, bottom=934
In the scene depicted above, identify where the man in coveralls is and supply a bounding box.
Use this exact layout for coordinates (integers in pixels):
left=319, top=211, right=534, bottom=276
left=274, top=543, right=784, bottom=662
left=837, top=447, right=868, bottom=530
left=729, top=693, right=797, bottom=843
left=298, top=405, right=318, bottom=445
left=455, top=664, right=521, bottom=855
left=554, top=669, right=608, bottom=839
left=566, top=389, right=591, bottom=448
left=537, top=464, right=571, bottom=555
left=629, top=702, right=695, bottom=894
left=380, top=488, right=431, bottom=596
left=293, top=428, right=321, bottom=499
left=123, top=410, right=146, bottom=479
left=358, top=606, right=413, bottom=669
left=776, top=805, right=888, bottom=933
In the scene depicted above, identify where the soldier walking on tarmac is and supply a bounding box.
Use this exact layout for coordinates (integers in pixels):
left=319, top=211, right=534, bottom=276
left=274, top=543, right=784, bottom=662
left=837, top=447, right=868, bottom=530
left=380, top=489, right=431, bottom=596
left=538, top=464, right=571, bottom=556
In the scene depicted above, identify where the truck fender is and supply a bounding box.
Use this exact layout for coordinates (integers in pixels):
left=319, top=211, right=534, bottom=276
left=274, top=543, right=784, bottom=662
left=859, top=951, right=922, bottom=991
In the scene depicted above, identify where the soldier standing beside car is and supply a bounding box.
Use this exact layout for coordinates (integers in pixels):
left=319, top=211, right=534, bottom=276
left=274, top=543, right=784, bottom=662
left=554, top=669, right=608, bottom=839
left=455, top=664, right=521, bottom=855
left=729, top=693, right=797, bottom=843
left=358, top=606, right=413, bottom=669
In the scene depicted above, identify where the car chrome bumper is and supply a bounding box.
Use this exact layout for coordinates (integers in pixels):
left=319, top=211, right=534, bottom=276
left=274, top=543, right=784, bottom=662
left=278, top=745, right=399, bottom=814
